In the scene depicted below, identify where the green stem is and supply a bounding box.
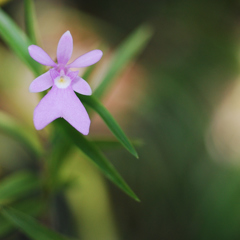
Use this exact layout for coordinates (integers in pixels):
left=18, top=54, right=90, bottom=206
left=24, top=0, right=39, bottom=45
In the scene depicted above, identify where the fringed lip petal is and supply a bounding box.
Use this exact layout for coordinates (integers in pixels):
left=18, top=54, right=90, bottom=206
left=67, top=49, right=103, bottom=68
left=29, top=71, right=53, bottom=92
left=72, top=76, right=92, bottom=95
left=28, top=45, right=57, bottom=67
left=57, top=31, right=73, bottom=65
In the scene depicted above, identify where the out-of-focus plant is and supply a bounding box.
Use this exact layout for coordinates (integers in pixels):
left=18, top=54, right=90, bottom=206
left=0, top=0, right=11, bottom=6
left=0, top=0, right=152, bottom=239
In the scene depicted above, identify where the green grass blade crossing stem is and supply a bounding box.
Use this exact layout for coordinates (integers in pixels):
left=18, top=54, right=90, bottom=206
left=80, top=95, right=138, bottom=158
left=0, top=199, right=45, bottom=237
left=58, top=120, right=140, bottom=201
left=0, top=171, right=40, bottom=204
left=0, top=207, right=68, bottom=240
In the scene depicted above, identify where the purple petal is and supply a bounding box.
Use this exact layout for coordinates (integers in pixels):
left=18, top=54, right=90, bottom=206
left=33, top=87, right=62, bottom=130
left=28, top=45, right=57, bottom=66
left=50, top=68, right=60, bottom=80
left=34, top=86, right=90, bottom=134
left=68, top=50, right=103, bottom=68
left=72, top=76, right=92, bottom=95
left=62, top=88, right=90, bottom=135
left=57, top=31, right=73, bottom=65
left=29, top=71, right=53, bottom=92
left=67, top=70, right=79, bottom=81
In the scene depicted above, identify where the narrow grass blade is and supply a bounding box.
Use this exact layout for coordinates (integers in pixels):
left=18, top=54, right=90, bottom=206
left=47, top=130, right=73, bottom=190
left=0, top=207, right=68, bottom=240
left=0, top=171, right=40, bottom=204
left=0, top=8, right=41, bottom=75
left=58, top=120, right=140, bottom=201
left=93, top=24, right=153, bottom=98
left=80, top=95, right=138, bottom=158
left=91, top=137, right=143, bottom=150
left=0, top=198, right=45, bottom=237
left=0, top=111, right=43, bottom=158
left=81, top=64, right=95, bottom=81
left=24, top=0, right=39, bottom=45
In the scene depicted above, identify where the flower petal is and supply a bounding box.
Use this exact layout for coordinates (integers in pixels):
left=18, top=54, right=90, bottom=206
left=57, top=31, right=73, bottom=65
left=68, top=49, right=103, bottom=68
left=33, top=87, right=62, bottom=130
left=29, top=71, right=53, bottom=92
left=72, top=76, right=92, bottom=95
left=61, top=88, right=90, bottom=135
left=50, top=68, right=60, bottom=80
left=34, top=86, right=90, bottom=134
left=67, top=70, right=79, bottom=81
left=28, top=45, right=57, bottom=66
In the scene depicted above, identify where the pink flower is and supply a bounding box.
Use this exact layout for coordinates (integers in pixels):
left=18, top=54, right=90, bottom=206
left=28, top=31, right=103, bottom=135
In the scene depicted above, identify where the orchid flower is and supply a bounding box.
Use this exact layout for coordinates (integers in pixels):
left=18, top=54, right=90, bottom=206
left=28, top=31, right=103, bottom=135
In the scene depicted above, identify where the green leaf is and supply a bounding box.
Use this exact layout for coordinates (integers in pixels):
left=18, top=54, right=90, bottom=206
left=91, top=137, right=143, bottom=150
left=0, top=198, right=45, bottom=237
left=0, top=8, right=41, bottom=75
left=0, top=207, right=68, bottom=240
left=81, top=64, right=95, bottom=81
left=24, top=0, right=39, bottom=45
left=0, top=215, right=12, bottom=237
left=47, top=130, right=73, bottom=190
left=93, top=24, right=153, bottom=98
left=80, top=95, right=138, bottom=158
left=58, top=120, right=140, bottom=201
left=0, top=111, right=43, bottom=158
left=0, top=171, right=40, bottom=204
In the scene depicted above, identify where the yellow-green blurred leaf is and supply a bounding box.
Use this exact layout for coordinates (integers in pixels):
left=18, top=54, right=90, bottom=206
left=0, top=171, right=40, bottom=204
left=0, top=0, right=11, bottom=6
left=0, top=198, right=45, bottom=237
left=0, top=8, right=41, bottom=75
left=24, top=0, right=39, bottom=45
left=94, top=24, right=153, bottom=98
left=0, top=111, right=43, bottom=158
left=1, top=207, right=69, bottom=240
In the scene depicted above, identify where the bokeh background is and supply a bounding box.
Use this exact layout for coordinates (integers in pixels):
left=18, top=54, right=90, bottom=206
left=1, top=0, right=240, bottom=239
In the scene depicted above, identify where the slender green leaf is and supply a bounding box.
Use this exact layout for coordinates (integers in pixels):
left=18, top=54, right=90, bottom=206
left=0, top=111, right=43, bottom=158
left=0, top=198, right=45, bottom=237
left=80, top=95, right=138, bottom=158
left=0, top=8, right=41, bottom=75
left=47, top=130, right=73, bottom=190
left=0, top=215, right=11, bottom=236
left=91, top=137, right=143, bottom=150
left=0, top=171, right=40, bottom=204
left=0, top=207, right=68, bottom=240
left=93, top=24, right=153, bottom=98
left=81, top=64, right=95, bottom=81
left=57, top=120, right=140, bottom=201
left=24, top=0, right=39, bottom=45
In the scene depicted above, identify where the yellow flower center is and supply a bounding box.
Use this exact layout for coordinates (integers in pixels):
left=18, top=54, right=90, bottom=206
left=54, top=75, right=71, bottom=89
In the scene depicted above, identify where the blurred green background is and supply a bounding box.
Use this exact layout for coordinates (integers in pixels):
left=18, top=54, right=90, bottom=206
left=1, top=0, right=240, bottom=239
